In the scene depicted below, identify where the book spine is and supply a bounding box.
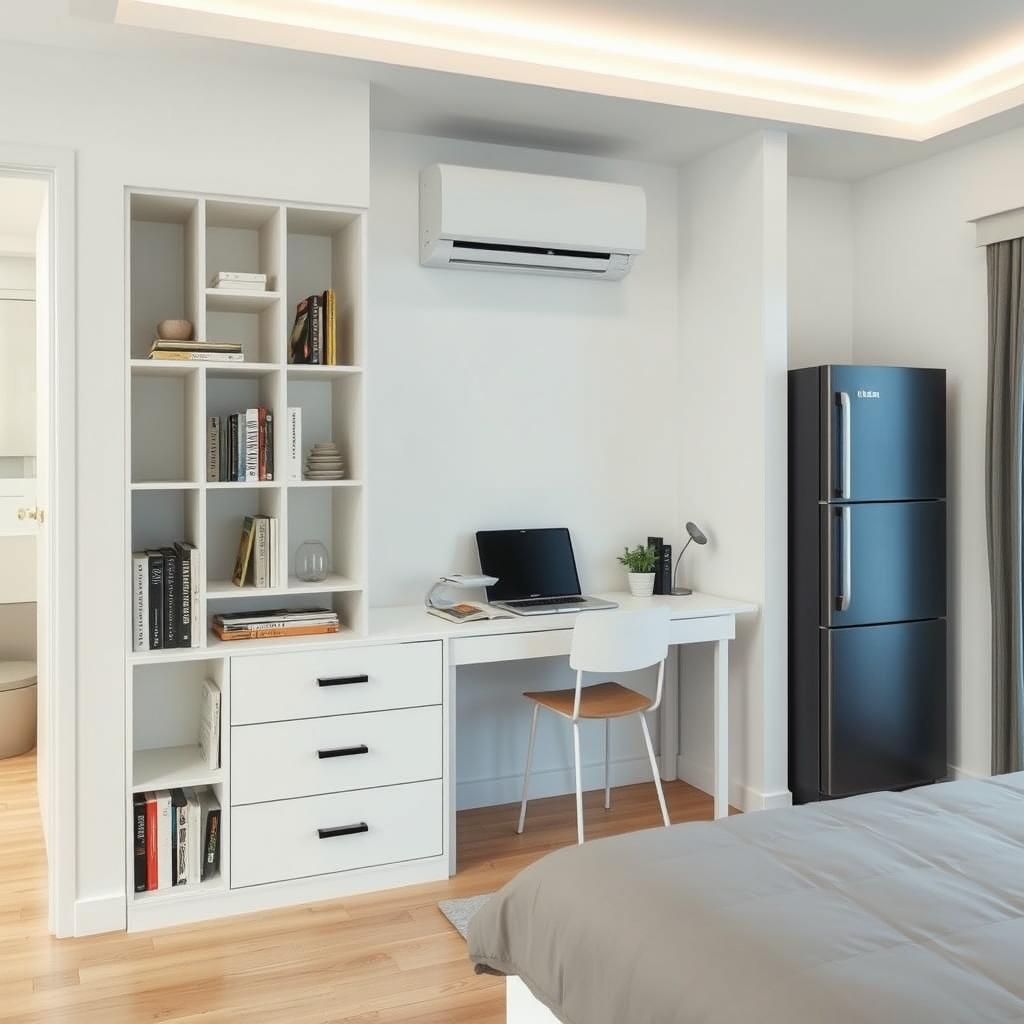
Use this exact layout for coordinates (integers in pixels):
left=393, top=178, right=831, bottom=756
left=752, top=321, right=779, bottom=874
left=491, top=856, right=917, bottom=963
left=245, top=408, right=259, bottom=482
left=147, top=552, right=164, bottom=650
left=162, top=548, right=179, bottom=649
left=203, top=806, right=221, bottom=881
left=132, top=553, right=149, bottom=652
left=219, top=418, right=227, bottom=482
left=265, top=411, right=274, bottom=481
left=326, top=288, right=336, bottom=366
left=258, top=407, right=267, bottom=481
left=133, top=795, right=147, bottom=893
left=156, top=791, right=172, bottom=890
left=173, top=790, right=188, bottom=886
left=308, top=295, right=321, bottom=365
left=145, top=795, right=158, bottom=891
left=176, top=543, right=192, bottom=649
left=214, top=623, right=341, bottom=640
left=660, top=543, right=673, bottom=595
left=647, top=537, right=664, bottom=595
left=287, top=407, right=301, bottom=481
left=148, top=351, right=243, bottom=362
left=190, top=546, right=200, bottom=648
left=269, top=515, right=278, bottom=587
left=253, top=518, right=268, bottom=588
left=207, top=416, right=219, bottom=481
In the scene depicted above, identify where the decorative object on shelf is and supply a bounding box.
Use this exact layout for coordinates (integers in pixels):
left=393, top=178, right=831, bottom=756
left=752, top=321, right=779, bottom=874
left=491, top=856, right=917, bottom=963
left=156, top=319, right=193, bottom=341
left=304, top=441, right=345, bottom=480
left=671, top=521, right=708, bottom=596
left=424, top=573, right=500, bottom=621
left=618, top=543, right=659, bottom=598
left=209, top=271, right=267, bottom=292
left=295, top=539, right=330, bottom=583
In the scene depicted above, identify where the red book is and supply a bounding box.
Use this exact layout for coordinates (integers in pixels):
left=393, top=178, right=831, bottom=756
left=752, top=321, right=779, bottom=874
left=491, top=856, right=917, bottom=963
left=145, top=792, right=158, bottom=891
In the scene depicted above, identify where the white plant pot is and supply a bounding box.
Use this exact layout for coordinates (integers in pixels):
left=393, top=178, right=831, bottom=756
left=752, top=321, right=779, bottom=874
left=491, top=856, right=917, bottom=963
left=627, top=572, right=656, bottom=598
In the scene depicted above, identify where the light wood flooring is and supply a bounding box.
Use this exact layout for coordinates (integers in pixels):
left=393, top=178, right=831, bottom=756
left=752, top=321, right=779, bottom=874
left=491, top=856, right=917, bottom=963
left=0, top=752, right=717, bottom=1023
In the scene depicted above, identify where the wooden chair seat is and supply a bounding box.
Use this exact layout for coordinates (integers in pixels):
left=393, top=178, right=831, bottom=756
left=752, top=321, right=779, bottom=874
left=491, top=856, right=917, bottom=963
left=523, top=681, right=652, bottom=719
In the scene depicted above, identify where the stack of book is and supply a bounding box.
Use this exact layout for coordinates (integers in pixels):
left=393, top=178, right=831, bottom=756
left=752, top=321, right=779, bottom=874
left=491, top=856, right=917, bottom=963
left=131, top=544, right=200, bottom=651
left=132, top=786, right=221, bottom=893
left=210, top=271, right=267, bottom=292
left=207, top=409, right=273, bottom=482
left=213, top=607, right=340, bottom=641
left=149, top=340, right=243, bottom=362
left=288, top=289, right=337, bottom=365
left=232, top=514, right=280, bottom=589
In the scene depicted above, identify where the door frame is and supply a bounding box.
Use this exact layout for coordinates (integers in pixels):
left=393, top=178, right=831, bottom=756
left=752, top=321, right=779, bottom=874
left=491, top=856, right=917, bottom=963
left=0, top=143, right=77, bottom=937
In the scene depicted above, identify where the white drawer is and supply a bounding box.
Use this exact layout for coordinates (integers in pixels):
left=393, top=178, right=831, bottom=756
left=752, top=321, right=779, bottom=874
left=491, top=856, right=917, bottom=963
left=230, top=641, right=442, bottom=725
left=231, top=779, right=443, bottom=887
left=231, top=705, right=442, bottom=805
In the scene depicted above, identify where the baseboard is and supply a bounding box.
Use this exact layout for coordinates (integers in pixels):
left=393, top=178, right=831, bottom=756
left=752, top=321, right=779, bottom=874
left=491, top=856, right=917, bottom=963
left=675, top=753, right=792, bottom=813
left=457, top=755, right=655, bottom=811
left=74, top=892, right=125, bottom=936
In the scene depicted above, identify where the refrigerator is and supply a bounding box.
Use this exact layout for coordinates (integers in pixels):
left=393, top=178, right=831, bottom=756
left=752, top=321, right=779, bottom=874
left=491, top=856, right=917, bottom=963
left=789, top=365, right=947, bottom=804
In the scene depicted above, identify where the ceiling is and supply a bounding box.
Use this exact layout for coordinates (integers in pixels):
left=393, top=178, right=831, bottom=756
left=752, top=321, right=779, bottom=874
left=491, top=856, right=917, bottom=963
left=5, top=2, right=1024, bottom=180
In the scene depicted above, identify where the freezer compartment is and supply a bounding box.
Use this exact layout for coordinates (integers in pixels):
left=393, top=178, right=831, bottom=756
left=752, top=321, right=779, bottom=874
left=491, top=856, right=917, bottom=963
left=821, top=619, right=946, bottom=798
left=824, top=365, right=945, bottom=502
left=821, top=500, right=946, bottom=627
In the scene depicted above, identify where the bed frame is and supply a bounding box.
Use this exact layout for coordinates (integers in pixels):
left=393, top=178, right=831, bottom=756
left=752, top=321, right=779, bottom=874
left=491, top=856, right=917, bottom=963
left=507, top=977, right=561, bottom=1023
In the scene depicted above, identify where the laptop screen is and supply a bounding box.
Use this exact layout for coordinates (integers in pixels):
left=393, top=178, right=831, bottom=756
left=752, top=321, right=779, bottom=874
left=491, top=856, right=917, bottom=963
left=476, top=528, right=583, bottom=602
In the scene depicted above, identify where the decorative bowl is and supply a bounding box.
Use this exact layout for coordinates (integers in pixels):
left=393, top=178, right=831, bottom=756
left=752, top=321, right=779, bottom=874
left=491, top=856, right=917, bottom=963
left=157, top=318, right=193, bottom=341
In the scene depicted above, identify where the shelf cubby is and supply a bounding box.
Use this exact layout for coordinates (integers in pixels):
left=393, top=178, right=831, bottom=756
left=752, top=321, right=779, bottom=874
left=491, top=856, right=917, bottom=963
left=286, top=485, right=364, bottom=591
left=130, top=488, right=202, bottom=554
left=286, top=373, right=362, bottom=482
left=131, top=368, right=203, bottom=485
left=205, top=485, right=285, bottom=593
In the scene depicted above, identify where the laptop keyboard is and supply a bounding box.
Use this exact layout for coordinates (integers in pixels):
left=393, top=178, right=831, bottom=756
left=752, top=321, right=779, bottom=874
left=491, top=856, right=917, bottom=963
left=508, top=596, right=587, bottom=607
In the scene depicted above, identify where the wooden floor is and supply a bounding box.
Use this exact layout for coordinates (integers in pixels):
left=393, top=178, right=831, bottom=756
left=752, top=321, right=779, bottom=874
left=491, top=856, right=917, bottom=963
left=0, top=752, right=717, bottom=1023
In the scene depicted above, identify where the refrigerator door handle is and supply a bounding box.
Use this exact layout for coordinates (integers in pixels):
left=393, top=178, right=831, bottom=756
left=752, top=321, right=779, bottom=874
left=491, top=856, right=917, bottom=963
left=835, top=506, right=852, bottom=612
left=835, top=390, right=852, bottom=498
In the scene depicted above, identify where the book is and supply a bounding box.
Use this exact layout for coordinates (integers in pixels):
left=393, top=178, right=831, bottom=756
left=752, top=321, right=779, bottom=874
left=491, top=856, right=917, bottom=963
left=213, top=623, right=341, bottom=641
left=214, top=608, right=339, bottom=626
left=647, top=537, right=664, bottom=595
left=131, top=552, right=149, bottom=652
left=265, top=410, right=274, bottom=481
left=148, top=350, right=244, bottom=362
left=161, top=547, right=180, bottom=649
left=132, top=794, right=147, bottom=893
left=253, top=516, right=270, bottom=588
left=210, top=271, right=266, bottom=286
left=211, top=280, right=265, bottom=291
left=144, top=792, right=158, bottom=891
left=172, top=789, right=188, bottom=886
left=287, top=407, right=302, bottom=480
left=185, top=788, right=202, bottom=885
left=659, top=543, right=673, bottom=596
left=427, top=602, right=514, bottom=623
left=146, top=551, right=164, bottom=650
left=289, top=298, right=311, bottom=364
left=245, top=408, right=259, bottom=482
left=258, top=407, right=267, bottom=481
left=232, top=516, right=257, bottom=587
left=308, top=294, right=322, bottom=365
left=151, top=340, right=242, bottom=353
left=324, top=288, right=336, bottom=365
left=155, top=790, right=173, bottom=890
left=178, top=542, right=199, bottom=649
left=198, top=679, right=221, bottom=770
left=229, top=415, right=238, bottom=481
left=207, top=416, right=219, bottom=481
left=199, top=790, right=221, bottom=881
left=269, top=516, right=278, bottom=588
left=175, top=541, right=194, bottom=649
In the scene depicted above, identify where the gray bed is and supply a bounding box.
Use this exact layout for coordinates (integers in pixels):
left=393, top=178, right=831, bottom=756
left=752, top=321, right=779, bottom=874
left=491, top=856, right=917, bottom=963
left=468, top=773, right=1024, bottom=1024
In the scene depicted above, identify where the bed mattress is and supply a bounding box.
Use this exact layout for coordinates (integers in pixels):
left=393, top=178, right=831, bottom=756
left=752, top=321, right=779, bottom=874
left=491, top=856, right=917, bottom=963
left=468, top=773, right=1024, bottom=1024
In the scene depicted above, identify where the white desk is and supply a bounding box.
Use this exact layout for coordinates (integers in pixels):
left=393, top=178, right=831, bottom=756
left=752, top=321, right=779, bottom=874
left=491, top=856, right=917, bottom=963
left=372, top=591, right=756, bottom=872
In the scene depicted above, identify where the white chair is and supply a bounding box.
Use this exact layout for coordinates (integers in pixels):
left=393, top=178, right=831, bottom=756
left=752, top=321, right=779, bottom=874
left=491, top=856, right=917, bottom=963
left=516, top=607, right=672, bottom=844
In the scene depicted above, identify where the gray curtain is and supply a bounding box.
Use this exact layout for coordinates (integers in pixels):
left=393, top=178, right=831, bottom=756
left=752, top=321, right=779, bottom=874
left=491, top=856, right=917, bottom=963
left=986, top=238, right=1024, bottom=775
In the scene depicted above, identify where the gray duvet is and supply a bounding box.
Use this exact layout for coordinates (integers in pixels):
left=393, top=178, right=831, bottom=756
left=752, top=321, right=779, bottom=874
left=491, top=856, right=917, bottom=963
left=468, top=773, right=1024, bottom=1024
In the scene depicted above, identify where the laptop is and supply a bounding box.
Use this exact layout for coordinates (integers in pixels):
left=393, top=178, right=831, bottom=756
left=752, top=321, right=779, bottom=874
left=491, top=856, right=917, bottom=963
left=475, top=528, right=618, bottom=616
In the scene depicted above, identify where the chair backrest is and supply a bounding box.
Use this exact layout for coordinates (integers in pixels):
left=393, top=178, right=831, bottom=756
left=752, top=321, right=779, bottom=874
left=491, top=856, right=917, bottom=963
left=569, top=607, right=671, bottom=674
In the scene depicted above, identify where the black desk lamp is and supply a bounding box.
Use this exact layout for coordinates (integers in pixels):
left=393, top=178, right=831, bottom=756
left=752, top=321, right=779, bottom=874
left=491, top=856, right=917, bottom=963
left=671, top=521, right=708, bottom=596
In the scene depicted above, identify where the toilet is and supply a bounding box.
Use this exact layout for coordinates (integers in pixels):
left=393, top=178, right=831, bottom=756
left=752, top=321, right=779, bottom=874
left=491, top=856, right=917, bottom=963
left=0, top=661, right=36, bottom=758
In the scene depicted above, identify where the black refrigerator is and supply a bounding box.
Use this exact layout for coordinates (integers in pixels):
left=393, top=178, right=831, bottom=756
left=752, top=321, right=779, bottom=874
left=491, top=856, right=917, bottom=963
left=789, top=365, right=947, bottom=804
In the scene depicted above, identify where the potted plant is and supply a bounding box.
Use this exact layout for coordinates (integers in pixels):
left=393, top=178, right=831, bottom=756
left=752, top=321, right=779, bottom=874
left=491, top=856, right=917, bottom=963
left=618, top=543, right=659, bottom=597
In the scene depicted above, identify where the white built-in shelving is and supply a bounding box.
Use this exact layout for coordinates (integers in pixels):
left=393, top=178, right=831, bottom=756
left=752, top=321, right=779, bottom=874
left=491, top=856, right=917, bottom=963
left=124, top=188, right=367, bottom=925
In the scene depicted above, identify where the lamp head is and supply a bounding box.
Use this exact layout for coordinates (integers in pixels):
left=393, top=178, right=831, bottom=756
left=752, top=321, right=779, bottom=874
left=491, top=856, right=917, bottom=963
left=685, top=521, right=708, bottom=546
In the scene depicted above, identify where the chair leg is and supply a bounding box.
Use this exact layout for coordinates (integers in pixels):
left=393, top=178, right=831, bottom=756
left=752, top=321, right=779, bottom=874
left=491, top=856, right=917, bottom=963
left=604, top=718, right=611, bottom=810
left=639, top=712, right=670, bottom=827
left=516, top=703, right=540, bottom=835
left=573, top=720, right=584, bottom=844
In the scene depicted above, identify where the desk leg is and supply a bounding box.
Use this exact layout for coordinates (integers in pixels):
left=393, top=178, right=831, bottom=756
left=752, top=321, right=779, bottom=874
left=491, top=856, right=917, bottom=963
left=713, top=639, right=728, bottom=820
left=447, top=660, right=458, bottom=876
left=659, top=646, right=679, bottom=781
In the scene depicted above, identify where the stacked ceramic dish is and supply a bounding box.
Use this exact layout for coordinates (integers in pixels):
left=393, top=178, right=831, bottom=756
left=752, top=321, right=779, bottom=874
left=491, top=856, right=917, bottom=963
left=305, top=442, right=346, bottom=480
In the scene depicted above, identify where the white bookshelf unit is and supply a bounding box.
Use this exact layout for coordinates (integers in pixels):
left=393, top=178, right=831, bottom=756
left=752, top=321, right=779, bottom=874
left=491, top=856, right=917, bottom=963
left=124, top=189, right=381, bottom=929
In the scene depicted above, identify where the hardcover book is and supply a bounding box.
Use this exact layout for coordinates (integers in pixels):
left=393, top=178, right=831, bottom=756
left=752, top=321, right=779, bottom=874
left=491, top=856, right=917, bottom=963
left=207, top=416, right=219, bottom=482
left=287, top=407, right=302, bottom=480
left=132, top=794, right=147, bottom=893
left=172, top=789, right=189, bottom=886
left=160, top=547, right=180, bottom=648
left=175, top=541, right=194, bottom=649
left=647, top=537, right=664, bottom=595
left=132, top=552, right=149, bottom=652
left=146, top=551, right=165, bottom=650
left=198, top=680, right=221, bottom=770
left=232, top=516, right=257, bottom=587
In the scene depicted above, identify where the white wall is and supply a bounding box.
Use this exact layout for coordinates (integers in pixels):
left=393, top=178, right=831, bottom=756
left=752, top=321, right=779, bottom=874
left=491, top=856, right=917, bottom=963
left=851, top=123, right=1024, bottom=778
left=788, top=176, right=854, bottom=368
left=0, top=38, right=369, bottom=934
left=368, top=129, right=681, bottom=807
left=676, top=131, right=790, bottom=810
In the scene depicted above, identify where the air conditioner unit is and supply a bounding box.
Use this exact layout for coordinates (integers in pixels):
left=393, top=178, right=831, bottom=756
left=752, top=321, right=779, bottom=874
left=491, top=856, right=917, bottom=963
left=419, top=164, right=646, bottom=280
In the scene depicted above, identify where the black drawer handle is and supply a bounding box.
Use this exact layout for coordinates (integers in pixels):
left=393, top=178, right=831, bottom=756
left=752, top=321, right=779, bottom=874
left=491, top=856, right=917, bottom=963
left=317, top=744, right=369, bottom=759
left=317, top=674, right=369, bottom=688
left=317, top=822, right=368, bottom=840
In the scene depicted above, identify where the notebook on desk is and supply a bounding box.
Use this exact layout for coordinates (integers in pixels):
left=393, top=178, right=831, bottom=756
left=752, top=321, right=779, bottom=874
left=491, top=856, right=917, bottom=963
left=475, top=528, right=618, bottom=616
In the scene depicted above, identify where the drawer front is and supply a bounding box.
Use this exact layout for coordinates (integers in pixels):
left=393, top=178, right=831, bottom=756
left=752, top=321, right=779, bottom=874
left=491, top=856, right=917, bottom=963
left=231, top=779, right=443, bottom=888
left=231, top=641, right=442, bottom=725
left=231, top=705, right=442, bottom=805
